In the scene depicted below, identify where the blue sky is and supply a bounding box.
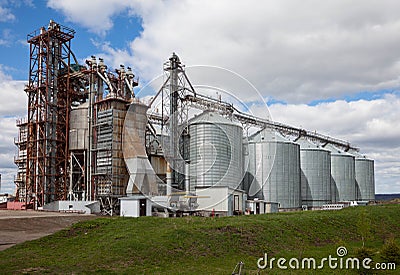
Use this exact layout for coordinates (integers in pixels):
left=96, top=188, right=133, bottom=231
left=0, top=0, right=400, bottom=194
left=0, top=1, right=143, bottom=80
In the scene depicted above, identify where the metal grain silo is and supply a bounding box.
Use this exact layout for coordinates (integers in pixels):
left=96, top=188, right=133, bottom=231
left=189, top=111, right=244, bottom=190
left=69, top=102, right=89, bottom=150
left=296, top=138, right=331, bottom=208
left=243, top=139, right=263, bottom=199
left=349, top=150, right=375, bottom=201
left=323, top=144, right=356, bottom=202
left=68, top=102, right=89, bottom=200
left=246, top=128, right=301, bottom=210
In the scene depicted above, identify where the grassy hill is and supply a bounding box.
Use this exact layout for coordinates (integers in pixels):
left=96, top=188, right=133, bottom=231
left=1, top=204, right=399, bottom=274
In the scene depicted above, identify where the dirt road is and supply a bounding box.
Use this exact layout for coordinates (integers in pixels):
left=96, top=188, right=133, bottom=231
left=0, top=210, right=97, bottom=251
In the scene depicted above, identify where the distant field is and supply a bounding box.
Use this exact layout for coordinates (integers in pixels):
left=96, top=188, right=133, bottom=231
left=375, top=193, right=400, bottom=201
left=0, top=205, right=399, bottom=274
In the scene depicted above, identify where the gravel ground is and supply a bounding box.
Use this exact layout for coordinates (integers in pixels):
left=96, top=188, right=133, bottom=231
left=0, top=210, right=96, bottom=251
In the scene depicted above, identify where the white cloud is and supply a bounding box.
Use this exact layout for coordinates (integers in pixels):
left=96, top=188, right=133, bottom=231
left=84, top=0, right=400, bottom=103
left=0, top=168, right=17, bottom=194
left=46, top=0, right=400, bottom=102
left=47, top=0, right=137, bottom=35
left=89, top=39, right=136, bottom=70
left=0, top=66, right=26, bottom=195
left=0, top=29, right=13, bottom=46
left=14, top=0, right=34, bottom=8
left=268, top=94, right=400, bottom=147
left=0, top=66, right=27, bottom=116
left=0, top=0, right=33, bottom=24
left=0, top=6, right=15, bottom=22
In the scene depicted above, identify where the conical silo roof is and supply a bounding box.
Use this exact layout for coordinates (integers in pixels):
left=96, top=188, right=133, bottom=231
left=323, top=143, right=354, bottom=156
left=189, top=111, right=241, bottom=127
left=348, top=149, right=373, bottom=161
left=296, top=137, right=330, bottom=152
left=248, top=128, right=291, bottom=143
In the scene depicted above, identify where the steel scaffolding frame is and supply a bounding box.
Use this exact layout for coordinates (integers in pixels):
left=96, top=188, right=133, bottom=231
left=23, top=20, right=89, bottom=208
left=147, top=53, right=194, bottom=190
left=14, top=119, right=28, bottom=201
left=24, top=21, right=76, bottom=208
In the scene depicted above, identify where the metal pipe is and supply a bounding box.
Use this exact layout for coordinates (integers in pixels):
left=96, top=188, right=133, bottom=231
left=83, top=150, right=86, bottom=200
left=166, top=163, right=172, bottom=196
left=87, top=56, right=97, bottom=201
left=124, top=77, right=135, bottom=98
left=169, top=53, right=180, bottom=188
left=185, top=162, right=190, bottom=195
left=102, top=71, right=117, bottom=95
left=69, top=153, right=73, bottom=201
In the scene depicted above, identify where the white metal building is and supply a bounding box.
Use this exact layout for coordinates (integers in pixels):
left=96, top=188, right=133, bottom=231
left=119, top=196, right=153, bottom=217
left=195, top=186, right=246, bottom=216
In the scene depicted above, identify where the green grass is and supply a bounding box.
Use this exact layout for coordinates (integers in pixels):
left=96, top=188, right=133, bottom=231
left=1, top=204, right=399, bottom=274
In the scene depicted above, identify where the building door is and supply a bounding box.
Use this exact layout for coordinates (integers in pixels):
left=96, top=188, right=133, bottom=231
left=139, top=199, right=147, bottom=216
left=234, top=195, right=239, bottom=212
left=256, top=202, right=260, bottom=214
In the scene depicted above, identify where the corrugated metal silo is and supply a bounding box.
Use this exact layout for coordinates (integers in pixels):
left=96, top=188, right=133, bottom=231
left=243, top=139, right=263, bottom=199
left=68, top=102, right=89, bottom=201
left=350, top=150, right=375, bottom=201
left=246, top=128, right=301, bottom=210
left=189, top=111, right=244, bottom=190
left=324, top=144, right=356, bottom=202
left=296, top=138, right=331, bottom=208
left=69, top=102, right=89, bottom=150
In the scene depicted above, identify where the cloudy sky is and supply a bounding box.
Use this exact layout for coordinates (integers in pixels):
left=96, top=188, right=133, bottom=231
left=0, top=0, right=399, bottom=194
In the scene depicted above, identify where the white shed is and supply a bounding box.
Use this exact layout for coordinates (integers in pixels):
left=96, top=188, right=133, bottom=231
left=119, top=196, right=153, bottom=217
left=195, top=186, right=246, bottom=216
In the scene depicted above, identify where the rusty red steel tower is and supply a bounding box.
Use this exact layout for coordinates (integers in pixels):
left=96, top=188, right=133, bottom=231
left=24, top=20, right=80, bottom=208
